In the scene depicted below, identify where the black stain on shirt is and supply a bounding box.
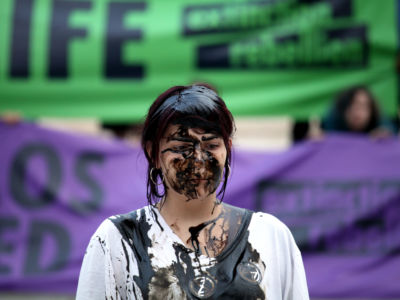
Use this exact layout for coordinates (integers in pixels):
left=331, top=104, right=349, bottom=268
left=110, top=207, right=265, bottom=299
left=110, top=209, right=154, bottom=298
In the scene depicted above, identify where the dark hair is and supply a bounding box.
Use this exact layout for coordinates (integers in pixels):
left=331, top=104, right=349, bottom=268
left=141, top=84, right=235, bottom=206
left=333, top=85, right=381, bottom=133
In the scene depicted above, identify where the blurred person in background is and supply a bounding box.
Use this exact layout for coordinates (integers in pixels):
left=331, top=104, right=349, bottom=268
left=317, top=85, right=396, bottom=139
left=0, top=111, right=22, bottom=125
left=76, top=84, right=309, bottom=299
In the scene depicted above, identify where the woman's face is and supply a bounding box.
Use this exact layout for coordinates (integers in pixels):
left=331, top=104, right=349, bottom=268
left=345, top=90, right=372, bottom=131
left=157, top=124, right=228, bottom=200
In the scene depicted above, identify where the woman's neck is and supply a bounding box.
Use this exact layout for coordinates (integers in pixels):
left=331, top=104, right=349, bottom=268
left=158, top=191, right=221, bottom=225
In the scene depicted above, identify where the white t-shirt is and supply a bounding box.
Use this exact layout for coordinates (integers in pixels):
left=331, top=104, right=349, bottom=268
left=76, top=206, right=309, bottom=300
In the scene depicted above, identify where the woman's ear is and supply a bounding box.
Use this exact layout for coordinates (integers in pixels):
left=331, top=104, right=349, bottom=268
left=146, top=142, right=160, bottom=168
left=145, top=141, right=152, bottom=158
left=227, top=138, right=232, bottom=151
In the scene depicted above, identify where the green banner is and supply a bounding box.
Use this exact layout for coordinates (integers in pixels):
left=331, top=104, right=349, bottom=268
left=0, top=0, right=397, bottom=122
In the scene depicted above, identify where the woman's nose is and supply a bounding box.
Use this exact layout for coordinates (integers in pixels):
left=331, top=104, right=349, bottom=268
left=193, top=148, right=205, bottom=166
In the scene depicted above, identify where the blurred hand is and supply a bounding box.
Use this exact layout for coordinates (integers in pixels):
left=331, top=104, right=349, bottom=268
left=369, top=127, right=391, bottom=140
left=0, top=111, right=22, bottom=125
left=307, top=117, right=325, bottom=141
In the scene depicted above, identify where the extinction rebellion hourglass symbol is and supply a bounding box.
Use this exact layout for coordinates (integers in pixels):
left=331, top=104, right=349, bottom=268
left=237, top=262, right=262, bottom=284
left=189, top=274, right=216, bottom=299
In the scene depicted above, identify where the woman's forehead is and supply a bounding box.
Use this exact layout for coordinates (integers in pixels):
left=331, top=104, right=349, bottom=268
left=163, top=124, right=220, bottom=139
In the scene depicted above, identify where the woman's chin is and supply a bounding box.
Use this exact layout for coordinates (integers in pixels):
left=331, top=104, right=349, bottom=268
left=192, top=188, right=216, bottom=201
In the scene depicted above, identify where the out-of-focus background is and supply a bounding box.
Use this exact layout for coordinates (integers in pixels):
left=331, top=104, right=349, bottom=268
left=1, top=0, right=400, bottom=299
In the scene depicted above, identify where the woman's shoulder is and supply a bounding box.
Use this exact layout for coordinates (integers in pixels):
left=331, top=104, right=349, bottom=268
left=108, top=206, right=150, bottom=225
left=92, top=206, right=151, bottom=240
left=251, top=211, right=288, bottom=226
left=223, top=204, right=290, bottom=234
left=248, top=211, right=295, bottom=241
left=246, top=211, right=302, bottom=260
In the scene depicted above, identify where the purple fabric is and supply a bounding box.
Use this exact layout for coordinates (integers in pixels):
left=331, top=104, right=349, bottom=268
left=0, top=122, right=399, bottom=297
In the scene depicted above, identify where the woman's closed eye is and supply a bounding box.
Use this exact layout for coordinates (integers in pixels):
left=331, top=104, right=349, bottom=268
left=172, top=144, right=192, bottom=152
left=204, top=143, right=220, bottom=150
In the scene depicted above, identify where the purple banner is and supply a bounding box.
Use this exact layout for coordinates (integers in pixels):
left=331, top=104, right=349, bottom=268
left=0, top=122, right=399, bottom=297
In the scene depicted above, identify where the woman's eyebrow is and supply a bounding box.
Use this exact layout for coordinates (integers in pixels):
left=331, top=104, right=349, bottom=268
left=167, top=136, right=194, bottom=143
left=201, top=135, right=219, bottom=141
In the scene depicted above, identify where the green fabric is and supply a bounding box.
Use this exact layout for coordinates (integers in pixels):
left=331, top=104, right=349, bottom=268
left=0, top=0, right=397, bottom=122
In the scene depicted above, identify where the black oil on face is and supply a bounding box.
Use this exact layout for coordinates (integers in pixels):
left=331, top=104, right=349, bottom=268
left=160, top=124, right=225, bottom=201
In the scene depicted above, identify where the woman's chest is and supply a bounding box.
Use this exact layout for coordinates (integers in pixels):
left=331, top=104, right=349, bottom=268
left=114, top=234, right=269, bottom=300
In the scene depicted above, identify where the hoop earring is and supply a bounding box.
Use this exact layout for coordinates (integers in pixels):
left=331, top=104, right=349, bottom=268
left=226, top=164, right=231, bottom=178
left=150, top=168, right=165, bottom=185
left=150, top=167, right=158, bottom=185
left=161, top=172, right=165, bottom=183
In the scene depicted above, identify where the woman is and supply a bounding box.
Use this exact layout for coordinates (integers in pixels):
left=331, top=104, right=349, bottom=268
left=321, top=85, right=395, bottom=138
left=76, top=84, right=309, bottom=299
